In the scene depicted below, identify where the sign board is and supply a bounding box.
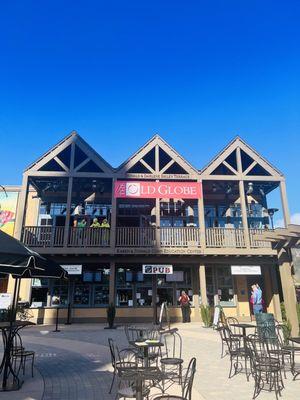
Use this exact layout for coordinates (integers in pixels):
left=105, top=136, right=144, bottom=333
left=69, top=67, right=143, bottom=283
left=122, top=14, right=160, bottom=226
left=114, top=181, right=202, bottom=199
left=61, top=265, right=82, bottom=275
left=0, top=293, right=12, bottom=309
left=231, top=266, right=261, bottom=275
left=213, top=306, right=221, bottom=327
left=142, top=265, right=173, bottom=275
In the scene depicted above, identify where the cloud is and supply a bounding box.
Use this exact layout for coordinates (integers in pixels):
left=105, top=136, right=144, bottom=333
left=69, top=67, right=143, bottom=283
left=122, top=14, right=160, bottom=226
left=275, top=212, right=300, bottom=228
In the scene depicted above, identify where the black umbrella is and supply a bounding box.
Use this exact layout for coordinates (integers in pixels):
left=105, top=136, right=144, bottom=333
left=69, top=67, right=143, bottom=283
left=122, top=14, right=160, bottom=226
left=0, top=230, right=67, bottom=278
left=0, top=230, right=67, bottom=390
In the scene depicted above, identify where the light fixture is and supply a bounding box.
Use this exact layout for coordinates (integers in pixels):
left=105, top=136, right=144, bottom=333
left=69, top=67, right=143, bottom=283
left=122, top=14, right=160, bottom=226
left=259, top=187, right=265, bottom=196
left=212, top=184, right=217, bottom=193
left=226, top=184, right=232, bottom=194
left=246, top=182, right=254, bottom=195
left=267, top=208, right=279, bottom=230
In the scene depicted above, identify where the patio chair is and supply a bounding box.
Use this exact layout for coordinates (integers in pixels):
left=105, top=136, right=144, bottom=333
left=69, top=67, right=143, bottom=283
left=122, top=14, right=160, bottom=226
left=153, top=357, right=197, bottom=400
left=222, top=326, right=250, bottom=380
left=11, top=332, right=35, bottom=378
left=247, top=334, right=284, bottom=400
left=226, top=317, right=243, bottom=339
left=216, top=321, right=237, bottom=358
left=108, top=338, right=137, bottom=393
left=160, top=330, right=184, bottom=388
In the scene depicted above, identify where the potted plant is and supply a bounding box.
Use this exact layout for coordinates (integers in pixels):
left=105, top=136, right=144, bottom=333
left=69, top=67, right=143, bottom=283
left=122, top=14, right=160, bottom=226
left=106, top=303, right=116, bottom=329
left=200, top=304, right=212, bottom=328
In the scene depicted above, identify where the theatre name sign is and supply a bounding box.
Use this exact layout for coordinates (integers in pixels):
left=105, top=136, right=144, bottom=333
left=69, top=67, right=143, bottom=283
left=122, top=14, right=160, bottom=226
left=114, top=181, right=202, bottom=199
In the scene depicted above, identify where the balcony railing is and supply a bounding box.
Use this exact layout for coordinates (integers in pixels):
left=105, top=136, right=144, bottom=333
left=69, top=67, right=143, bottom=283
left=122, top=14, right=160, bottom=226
left=206, top=228, right=246, bottom=248
left=160, top=227, right=200, bottom=247
left=22, top=226, right=65, bottom=247
left=249, top=228, right=272, bottom=248
left=116, top=227, right=156, bottom=247
left=68, top=227, right=110, bottom=247
left=22, top=226, right=272, bottom=250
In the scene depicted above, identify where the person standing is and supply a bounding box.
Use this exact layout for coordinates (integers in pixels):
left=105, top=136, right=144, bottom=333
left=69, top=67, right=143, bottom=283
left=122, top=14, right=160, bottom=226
left=179, top=290, right=191, bottom=323
left=252, top=283, right=263, bottom=315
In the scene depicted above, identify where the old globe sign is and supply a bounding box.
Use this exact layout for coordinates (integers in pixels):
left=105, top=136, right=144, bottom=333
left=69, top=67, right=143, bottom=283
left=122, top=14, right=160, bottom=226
left=114, top=181, right=202, bottom=199
left=142, top=265, right=173, bottom=274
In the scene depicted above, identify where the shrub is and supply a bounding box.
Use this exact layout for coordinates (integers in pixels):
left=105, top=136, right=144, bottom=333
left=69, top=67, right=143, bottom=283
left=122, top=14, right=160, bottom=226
left=200, top=305, right=212, bottom=327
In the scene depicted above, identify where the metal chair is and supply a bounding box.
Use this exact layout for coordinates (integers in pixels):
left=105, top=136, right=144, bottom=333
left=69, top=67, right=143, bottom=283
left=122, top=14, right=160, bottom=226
left=226, top=317, right=243, bottom=339
left=160, top=330, right=184, bottom=388
left=222, top=326, right=250, bottom=380
left=247, top=334, right=284, bottom=400
left=11, top=332, right=35, bottom=378
left=108, top=338, right=137, bottom=394
left=153, top=357, right=197, bottom=400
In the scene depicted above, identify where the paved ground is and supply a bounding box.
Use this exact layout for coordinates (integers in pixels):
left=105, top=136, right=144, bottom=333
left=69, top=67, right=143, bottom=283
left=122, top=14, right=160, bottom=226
left=1, top=322, right=299, bottom=400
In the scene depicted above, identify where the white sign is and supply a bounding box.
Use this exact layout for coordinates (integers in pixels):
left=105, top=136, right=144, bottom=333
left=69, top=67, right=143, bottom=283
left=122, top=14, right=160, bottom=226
left=0, top=293, right=12, bottom=309
left=213, top=306, right=221, bottom=326
left=61, top=265, right=82, bottom=275
left=142, top=265, right=173, bottom=275
left=231, top=266, right=261, bottom=275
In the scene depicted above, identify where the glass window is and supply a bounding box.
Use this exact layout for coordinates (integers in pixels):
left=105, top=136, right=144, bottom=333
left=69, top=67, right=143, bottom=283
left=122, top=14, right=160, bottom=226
left=73, top=285, right=91, bottom=306
left=51, top=282, right=69, bottom=306
left=93, top=285, right=109, bottom=306
left=136, top=287, right=152, bottom=307
left=116, top=288, right=133, bottom=307
left=216, top=266, right=235, bottom=306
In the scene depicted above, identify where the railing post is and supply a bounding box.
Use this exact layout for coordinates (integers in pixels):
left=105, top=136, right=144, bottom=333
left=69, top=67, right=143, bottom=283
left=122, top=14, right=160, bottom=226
left=110, top=178, right=117, bottom=250
left=197, top=179, right=206, bottom=248
left=63, top=176, right=73, bottom=247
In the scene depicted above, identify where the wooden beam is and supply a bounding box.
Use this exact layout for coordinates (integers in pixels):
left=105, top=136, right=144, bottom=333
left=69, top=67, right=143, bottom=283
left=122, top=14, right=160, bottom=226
left=243, top=161, right=257, bottom=176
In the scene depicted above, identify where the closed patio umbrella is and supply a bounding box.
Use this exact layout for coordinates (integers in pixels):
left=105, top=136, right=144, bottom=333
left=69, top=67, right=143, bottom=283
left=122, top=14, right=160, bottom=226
left=0, top=230, right=67, bottom=391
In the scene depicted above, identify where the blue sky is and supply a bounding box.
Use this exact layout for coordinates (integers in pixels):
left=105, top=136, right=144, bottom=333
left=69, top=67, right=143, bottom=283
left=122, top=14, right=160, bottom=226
left=0, top=1, right=299, bottom=221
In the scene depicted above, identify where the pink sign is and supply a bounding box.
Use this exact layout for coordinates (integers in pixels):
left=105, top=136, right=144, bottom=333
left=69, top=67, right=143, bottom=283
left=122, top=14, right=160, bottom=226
left=114, top=181, right=202, bottom=199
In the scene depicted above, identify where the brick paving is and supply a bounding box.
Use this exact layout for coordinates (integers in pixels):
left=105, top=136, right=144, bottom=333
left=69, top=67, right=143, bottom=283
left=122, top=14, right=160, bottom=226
left=1, top=322, right=299, bottom=399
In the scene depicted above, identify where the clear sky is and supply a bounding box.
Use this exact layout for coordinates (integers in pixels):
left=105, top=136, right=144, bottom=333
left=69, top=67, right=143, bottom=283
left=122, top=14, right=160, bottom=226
left=0, top=1, right=299, bottom=222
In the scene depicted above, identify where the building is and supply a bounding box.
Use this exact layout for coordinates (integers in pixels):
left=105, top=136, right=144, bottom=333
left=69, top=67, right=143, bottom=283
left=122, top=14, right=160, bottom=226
left=4, top=131, right=297, bottom=325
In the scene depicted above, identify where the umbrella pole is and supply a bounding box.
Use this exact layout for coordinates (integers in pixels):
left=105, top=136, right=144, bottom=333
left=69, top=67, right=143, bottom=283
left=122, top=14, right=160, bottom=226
left=2, top=277, right=21, bottom=390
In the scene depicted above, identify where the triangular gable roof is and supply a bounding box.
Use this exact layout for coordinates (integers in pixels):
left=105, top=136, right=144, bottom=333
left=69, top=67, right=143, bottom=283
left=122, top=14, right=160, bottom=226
left=25, top=131, right=113, bottom=174
left=200, top=136, right=283, bottom=177
left=117, top=134, right=199, bottom=176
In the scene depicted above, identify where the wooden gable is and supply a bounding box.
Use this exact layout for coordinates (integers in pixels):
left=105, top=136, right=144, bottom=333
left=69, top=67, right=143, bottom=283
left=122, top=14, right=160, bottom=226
left=25, top=131, right=113, bottom=175
left=117, top=134, right=198, bottom=178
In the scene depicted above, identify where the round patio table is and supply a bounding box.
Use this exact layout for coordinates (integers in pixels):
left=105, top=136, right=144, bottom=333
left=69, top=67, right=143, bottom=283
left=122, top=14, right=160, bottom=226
left=0, top=320, right=35, bottom=391
left=131, top=339, right=164, bottom=367
left=121, top=366, right=164, bottom=400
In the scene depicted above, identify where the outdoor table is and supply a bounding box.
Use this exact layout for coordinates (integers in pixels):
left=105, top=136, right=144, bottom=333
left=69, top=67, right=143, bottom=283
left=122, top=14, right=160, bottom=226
left=230, top=323, right=255, bottom=346
left=131, top=339, right=164, bottom=368
left=289, top=337, right=300, bottom=380
left=0, top=320, right=35, bottom=391
left=121, top=366, right=164, bottom=400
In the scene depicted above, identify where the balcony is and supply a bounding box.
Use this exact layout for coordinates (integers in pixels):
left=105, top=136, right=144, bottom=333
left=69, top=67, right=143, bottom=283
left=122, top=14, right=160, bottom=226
left=22, top=226, right=272, bottom=253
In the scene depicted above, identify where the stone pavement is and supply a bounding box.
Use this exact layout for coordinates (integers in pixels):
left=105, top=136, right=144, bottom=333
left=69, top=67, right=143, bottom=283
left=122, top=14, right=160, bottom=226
left=0, top=322, right=299, bottom=399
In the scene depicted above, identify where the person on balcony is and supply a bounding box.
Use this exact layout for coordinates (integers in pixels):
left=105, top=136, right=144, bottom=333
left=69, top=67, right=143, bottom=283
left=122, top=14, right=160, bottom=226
left=100, top=218, right=110, bottom=245
left=179, top=290, right=191, bottom=323
left=90, top=218, right=101, bottom=228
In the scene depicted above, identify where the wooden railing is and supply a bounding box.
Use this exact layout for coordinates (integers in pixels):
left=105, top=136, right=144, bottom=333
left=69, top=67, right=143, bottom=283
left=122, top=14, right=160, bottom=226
left=160, top=227, right=201, bottom=247
left=68, top=227, right=110, bottom=247
left=22, top=226, right=272, bottom=251
left=206, top=228, right=246, bottom=248
left=249, top=229, right=272, bottom=248
left=22, top=226, right=65, bottom=247
left=116, top=227, right=156, bottom=247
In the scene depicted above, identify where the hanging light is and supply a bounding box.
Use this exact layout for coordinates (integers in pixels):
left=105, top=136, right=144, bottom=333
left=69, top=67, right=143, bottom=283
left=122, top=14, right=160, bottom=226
left=259, top=187, right=265, bottom=196
left=246, top=182, right=254, bottom=195
left=226, top=184, right=232, bottom=194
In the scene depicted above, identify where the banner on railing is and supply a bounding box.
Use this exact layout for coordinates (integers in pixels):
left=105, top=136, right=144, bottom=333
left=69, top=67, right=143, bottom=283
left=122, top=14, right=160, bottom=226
left=114, top=181, right=202, bottom=199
